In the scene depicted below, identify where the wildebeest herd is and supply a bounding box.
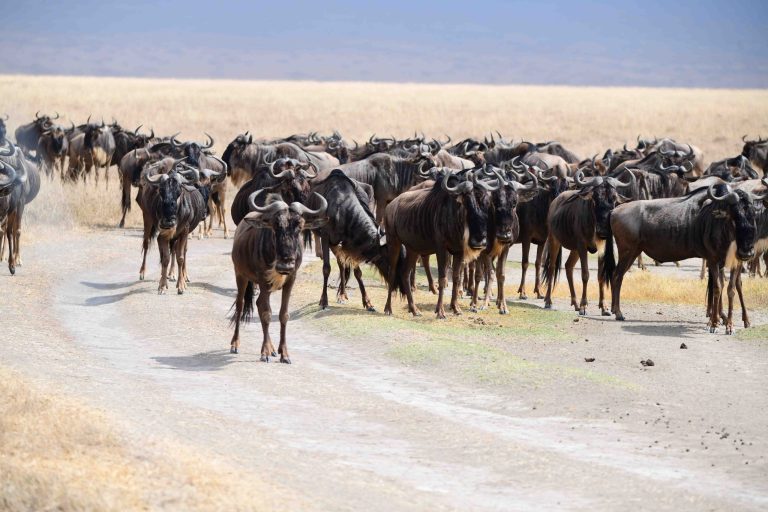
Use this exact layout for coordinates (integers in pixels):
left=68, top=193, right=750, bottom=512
left=2, top=112, right=768, bottom=363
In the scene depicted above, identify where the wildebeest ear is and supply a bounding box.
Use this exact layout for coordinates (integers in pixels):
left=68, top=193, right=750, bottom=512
left=517, top=189, right=540, bottom=203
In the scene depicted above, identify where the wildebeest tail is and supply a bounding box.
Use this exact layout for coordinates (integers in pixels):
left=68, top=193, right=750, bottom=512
left=541, top=243, right=562, bottom=284
left=600, top=233, right=616, bottom=290
left=394, top=245, right=409, bottom=297
left=229, top=281, right=255, bottom=326
left=303, top=230, right=313, bottom=250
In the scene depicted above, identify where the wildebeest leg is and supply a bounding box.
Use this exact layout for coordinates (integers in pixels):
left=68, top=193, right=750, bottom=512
left=167, top=239, right=177, bottom=282
left=176, top=236, right=187, bottom=295
left=314, top=233, right=322, bottom=258
left=335, top=257, right=349, bottom=303
left=139, top=217, right=154, bottom=281
left=577, top=249, right=590, bottom=316
left=449, top=254, right=464, bottom=316
left=256, top=288, right=275, bottom=362
left=403, top=251, right=421, bottom=316
left=564, top=250, right=579, bottom=311
left=218, top=193, right=229, bottom=239
left=353, top=266, right=375, bottom=311
left=463, top=261, right=474, bottom=298
left=6, top=212, right=16, bottom=275
left=598, top=254, right=609, bottom=316
left=636, top=253, right=646, bottom=271
left=421, top=254, right=437, bottom=294
left=543, top=238, right=560, bottom=309
left=496, top=247, right=510, bottom=314
left=699, top=259, right=706, bottom=280
left=735, top=270, right=750, bottom=328
left=119, top=176, right=132, bottom=228
left=518, top=240, right=530, bottom=299
left=319, top=235, right=331, bottom=309
left=533, top=244, right=544, bottom=299
left=435, top=250, right=449, bottom=319
left=384, top=237, right=401, bottom=316
left=707, top=262, right=722, bottom=333
left=230, top=275, right=248, bottom=354
left=277, top=276, right=295, bottom=364
left=611, top=247, right=640, bottom=321
left=0, top=220, right=5, bottom=261
left=157, top=236, right=171, bottom=294
left=470, top=255, right=484, bottom=312
left=13, top=226, right=21, bottom=267
left=725, top=267, right=737, bottom=335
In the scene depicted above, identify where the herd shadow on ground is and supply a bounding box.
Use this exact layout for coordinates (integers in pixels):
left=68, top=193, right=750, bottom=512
left=152, top=349, right=259, bottom=371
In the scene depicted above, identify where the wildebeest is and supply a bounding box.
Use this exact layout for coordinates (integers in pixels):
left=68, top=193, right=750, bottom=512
left=37, top=124, right=69, bottom=179
left=310, top=169, right=407, bottom=311
left=742, top=135, right=768, bottom=175
left=229, top=189, right=328, bottom=362
left=609, top=184, right=758, bottom=332
left=0, top=142, right=40, bottom=274
left=111, top=124, right=155, bottom=168
left=14, top=111, right=59, bottom=158
left=67, top=121, right=116, bottom=185
left=703, top=155, right=758, bottom=181
left=137, top=160, right=215, bottom=293
left=469, top=166, right=539, bottom=314
left=541, top=170, right=635, bottom=315
left=383, top=170, right=498, bottom=318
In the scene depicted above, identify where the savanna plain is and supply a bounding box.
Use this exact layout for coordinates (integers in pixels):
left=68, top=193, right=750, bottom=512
left=2, top=75, right=768, bottom=511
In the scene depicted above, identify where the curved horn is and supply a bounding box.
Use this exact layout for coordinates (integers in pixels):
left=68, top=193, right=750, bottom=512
left=134, top=124, right=143, bottom=135
left=145, top=172, right=168, bottom=184
left=35, top=111, right=41, bottom=119
left=86, top=114, right=91, bottom=124
left=606, top=169, right=636, bottom=191
left=170, top=134, right=183, bottom=147
left=290, top=192, right=328, bottom=218
left=707, top=184, right=737, bottom=204
left=0, top=160, right=17, bottom=189
left=574, top=170, right=593, bottom=188
left=441, top=171, right=473, bottom=195
left=471, top=171, right=500, bottom=191
left=267, top=159, right=294, bottom=180
left=507, top=167, right=538, bottom=191
left=299, top=160, right=318, bottom=178
left=248, top=189, right=289, bottom=214
left=202, top=132, right=214, bottom=149
left=659, top=146, right=674, bottom=156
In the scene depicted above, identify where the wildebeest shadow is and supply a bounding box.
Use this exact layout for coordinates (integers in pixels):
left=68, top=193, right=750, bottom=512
left=152, top=350, right=249, bottom=371
left=619, top=323, right=703, bottom=338
left=81, top=280, right=135, bottom=291
left=84, top=288, right=148, bottom=306
left=187, top=281, right=236, bottom=297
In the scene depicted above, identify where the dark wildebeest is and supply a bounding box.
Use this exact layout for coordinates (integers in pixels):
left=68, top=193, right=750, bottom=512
left=310, top=169, right=407, bottom=311
left=383, top=171, right=498, bottom=318
left=741, top=135, right=768, bottom=176
left=68, top=121, right=116, bottom=186
left=117, top=140, right=178, bottom=228
left=14, top=111, right=59, bottom=158
left=514, top=162, right=572, bottom=300
left=229, top=189, right=328, bottom=362
left=703, top=154, right=758, bottom=182
left=37, top=124, right=69, bottom=179
left=111, top=124, right=154, bottom=168
left=137, top=160, right=215, bottom=293
left=469, top=166, right=539, bottom=314
left=230, top=158, right=315, bottom=226
left=541, top=170, right=636, bottom=315
left=609, top=184, right=758, bottom=333
left=641, top=138, right=705, bottom=177
left=152, top=134, right=229, bottom=237
left=0, top=142, right=40, bottom=274
left=317, top=152, right=433, bottom=222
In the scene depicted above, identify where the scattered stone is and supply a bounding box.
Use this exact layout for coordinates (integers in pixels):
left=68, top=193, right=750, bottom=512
left=573, top=318, right=579, bottom=323
left=641, top=359, right=655, bottom=367
left=680, top=343, right=688, bottom=349
left=656, top=311, right=663, bottom=315
left=585, top=357, right=595, bottom=363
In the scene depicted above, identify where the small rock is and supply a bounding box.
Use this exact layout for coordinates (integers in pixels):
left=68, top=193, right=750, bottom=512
left=656, top=311, right=663, bottom=315
left=573, top=318, right=579, bottom=323
left=585, top=357, right=595, bottom=363
left=641, top=359, right=655, bottom=367
left=680, top=343, right=688, bottom=349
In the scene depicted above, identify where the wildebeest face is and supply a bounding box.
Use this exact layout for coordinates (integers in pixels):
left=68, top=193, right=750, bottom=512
left=742, top=140, right=768, bottom=170
left=183, top=143, right=203, bottom=167
left=729, top=190, right=757, bottom=261
left=222, top=133, right=251, bottom=166
left=589, top=184, right=618, bottom=240
left=492, top=185, right=519, bottom=243
left=157, top=176, right=182, bottom=229
left=84, top=125, right=107, bottom=149
left=271, top=211, right=304, bottom=274
left=466, top=187, right=492, bottom=249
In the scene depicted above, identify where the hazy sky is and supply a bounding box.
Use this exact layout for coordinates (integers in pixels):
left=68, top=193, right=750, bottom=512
left=2, top=0, right=766, bottom=88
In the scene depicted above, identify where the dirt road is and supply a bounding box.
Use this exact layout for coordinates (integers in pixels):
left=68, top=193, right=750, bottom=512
left=2, top=227, right=767, bottom=511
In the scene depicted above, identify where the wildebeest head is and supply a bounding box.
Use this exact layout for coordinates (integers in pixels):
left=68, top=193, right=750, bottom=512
left=264, top=157, right=315, bottom=204
left=33, top=111, right=58, bottom=131
left=84, top=122, right=109, bottom=150
left=172, top=133, right=214, bottom=167
left=704, top=185, right=759, bottom=261
left=145, top=161, right=197, bottom=230
left=442, top=171, right=498, bottom=249
left=326, top=131, right=350, bottom=164
left=741, top=135, right=768, bottom=171
left=248, top=189, right=328, bottom=274
left=574, top=170, right=636, bottom=240
left=42, top=125, right=68, bottom=154
left=222, top=132, right=253, bottom=166
left=0, top=114, right=8, bottom=142
left=486, top=165, right=539, bottom=243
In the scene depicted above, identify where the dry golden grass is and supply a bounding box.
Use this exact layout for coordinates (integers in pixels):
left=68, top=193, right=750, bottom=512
left=0, top=365, right=296, bottom=512
left=2, top=74, right=767, bottom=228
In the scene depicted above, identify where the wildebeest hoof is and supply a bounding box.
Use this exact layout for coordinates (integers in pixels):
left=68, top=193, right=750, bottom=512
left=499, top=309, right=508, bottom=315
left=518, top=293, right=527, bottom=300
left=280, top=357, right=291, bottom=364
left=615, top=314, right=625, bottom=321
left=168, top=276, right=176, bottom=282
left=602, top=310, right=611, bottom=316
left=260, top=355, right=269, bottom=362
left=230, top=346, right=238, bottom=354
left=469, top=306, right=478, bottom=313
left=177, top=289, right=184, bottom=295
left=544, top=303, right=552, bottom=309
left=9, top=266, right=15, bottom=275
left=158, top=289, right=165, bottom=295
left=579, top=309, right=586, bottom=316
left=366, top=306, right=376, bottom=312
left=139, top=275, right=144, bottom=281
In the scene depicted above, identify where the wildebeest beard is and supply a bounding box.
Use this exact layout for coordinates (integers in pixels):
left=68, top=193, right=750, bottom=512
left=726, top=189, right=757, bottom=260
left=465, top=188, right=491, bottom=249
left=184, top=144, right=203, bottom=167
left=491, top=186, right=519, bottom=244
left=157, top=178, right=181, bottom=229
left=271, top=213, right=303, bottom=274
left=581, top=185, right=617, bottom=241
